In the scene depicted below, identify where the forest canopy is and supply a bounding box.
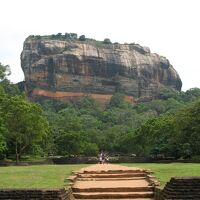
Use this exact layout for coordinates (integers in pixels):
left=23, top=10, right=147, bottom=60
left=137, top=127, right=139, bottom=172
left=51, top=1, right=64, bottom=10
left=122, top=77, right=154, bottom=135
left=1, top=62, right=200, bottom=161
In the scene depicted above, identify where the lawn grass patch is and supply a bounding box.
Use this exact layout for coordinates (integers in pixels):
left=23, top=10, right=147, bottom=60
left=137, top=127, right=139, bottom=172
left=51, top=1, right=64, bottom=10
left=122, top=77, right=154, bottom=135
left=0, top=164, right=88, bottom=188
left=1, top=163, right=200, bottom=189
left=122, top=163, right=200, bottom=187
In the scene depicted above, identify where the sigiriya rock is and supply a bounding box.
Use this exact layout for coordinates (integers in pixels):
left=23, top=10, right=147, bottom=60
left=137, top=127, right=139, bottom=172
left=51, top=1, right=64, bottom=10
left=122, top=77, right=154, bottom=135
left=21, top=34, right=182, bottom=103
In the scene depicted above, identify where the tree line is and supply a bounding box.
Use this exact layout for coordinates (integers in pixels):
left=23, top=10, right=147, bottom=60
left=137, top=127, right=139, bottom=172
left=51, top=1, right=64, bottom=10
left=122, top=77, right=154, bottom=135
left=1, top=62, right=200, bottom=162
left=41, top=88, right=200, bottom=160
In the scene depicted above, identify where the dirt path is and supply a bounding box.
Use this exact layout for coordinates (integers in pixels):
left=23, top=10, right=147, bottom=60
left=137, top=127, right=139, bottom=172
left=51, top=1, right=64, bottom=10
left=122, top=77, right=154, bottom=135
left=69, top=164, right=158, bottom=199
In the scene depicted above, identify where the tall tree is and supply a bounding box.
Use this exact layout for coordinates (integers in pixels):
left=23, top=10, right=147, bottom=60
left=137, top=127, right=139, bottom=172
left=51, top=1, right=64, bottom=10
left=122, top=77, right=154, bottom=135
left=1, top=96, right=49, bottom=163
left=0, top=115, right=7, bottom=159
left=0, top=63, right=10, bottom=81
left=55, top=131, right=82, bottom=156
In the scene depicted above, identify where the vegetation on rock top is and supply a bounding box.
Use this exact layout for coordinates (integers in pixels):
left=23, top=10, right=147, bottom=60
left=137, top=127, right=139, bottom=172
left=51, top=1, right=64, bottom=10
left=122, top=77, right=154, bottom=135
left=27, top=32, right=141, bottom=46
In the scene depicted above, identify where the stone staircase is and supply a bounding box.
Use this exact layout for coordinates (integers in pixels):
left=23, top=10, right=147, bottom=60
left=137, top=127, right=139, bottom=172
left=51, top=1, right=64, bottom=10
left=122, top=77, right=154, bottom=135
left=68, top=164, right=159, bottom=199
left=162, top=177, right=200, bottom=199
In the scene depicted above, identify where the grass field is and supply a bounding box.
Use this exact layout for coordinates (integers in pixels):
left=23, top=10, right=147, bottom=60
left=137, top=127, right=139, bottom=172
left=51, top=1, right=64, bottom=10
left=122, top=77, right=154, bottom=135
left=0, top=163, right=200, bottom=188
left=123, top=163, right=200, bottom=187
left=0, top=164, right=88, bottom=188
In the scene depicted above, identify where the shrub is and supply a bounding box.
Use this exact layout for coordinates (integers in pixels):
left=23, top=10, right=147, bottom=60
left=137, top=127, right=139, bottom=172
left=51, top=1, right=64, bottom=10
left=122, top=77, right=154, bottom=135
left=79, top=35, right=86, bottom=41
left=70, top=33, right=78, bottom=39
left=103, top=38, right=111, bottom=44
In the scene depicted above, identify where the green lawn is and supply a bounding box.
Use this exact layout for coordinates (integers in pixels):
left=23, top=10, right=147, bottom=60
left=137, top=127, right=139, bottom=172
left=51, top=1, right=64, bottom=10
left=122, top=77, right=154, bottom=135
left=0, top=164, right=88, bottom=189
left=0, top=163, right=200, bottom=189
left=122, top=163, right=200, bottom=187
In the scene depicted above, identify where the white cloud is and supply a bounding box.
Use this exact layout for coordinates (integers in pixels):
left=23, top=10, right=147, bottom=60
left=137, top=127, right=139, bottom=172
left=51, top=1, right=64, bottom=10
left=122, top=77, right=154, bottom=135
left=0, top=0, right=200, bottom=91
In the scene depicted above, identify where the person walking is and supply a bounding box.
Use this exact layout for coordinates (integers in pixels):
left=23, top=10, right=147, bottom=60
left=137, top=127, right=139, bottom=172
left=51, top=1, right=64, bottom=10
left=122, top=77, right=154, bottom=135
left=99, top=150, right=106, bottom=164
left=99, top=151, right=103, bottom=164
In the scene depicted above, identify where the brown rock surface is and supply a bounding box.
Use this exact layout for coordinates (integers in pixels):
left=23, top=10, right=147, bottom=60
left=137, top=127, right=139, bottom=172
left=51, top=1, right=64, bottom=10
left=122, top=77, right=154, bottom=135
left=21, top=36, right=182, bottom=102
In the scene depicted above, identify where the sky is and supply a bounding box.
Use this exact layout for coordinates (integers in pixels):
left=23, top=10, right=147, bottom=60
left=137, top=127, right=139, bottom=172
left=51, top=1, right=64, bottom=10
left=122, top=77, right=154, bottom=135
left=0, top=0, right=200, bottom=91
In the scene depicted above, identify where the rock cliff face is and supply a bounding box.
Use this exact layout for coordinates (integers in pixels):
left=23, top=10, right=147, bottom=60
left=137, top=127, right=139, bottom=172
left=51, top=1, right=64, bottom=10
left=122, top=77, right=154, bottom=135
left=21, top=36, right=182, bottom=103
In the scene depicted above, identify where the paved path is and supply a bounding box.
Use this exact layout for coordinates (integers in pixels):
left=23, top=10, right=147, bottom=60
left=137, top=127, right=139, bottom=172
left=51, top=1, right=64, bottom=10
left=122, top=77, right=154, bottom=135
left=69, top=164, right=158, bottom=199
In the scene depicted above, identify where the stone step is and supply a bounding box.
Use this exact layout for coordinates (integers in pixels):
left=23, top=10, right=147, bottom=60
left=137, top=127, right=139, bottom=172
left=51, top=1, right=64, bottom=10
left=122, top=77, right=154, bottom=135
left=73, top=180, right=150, bottom=190
left=171, top=181, right=200, bottom=183
left=81, top=170, right=146, bottom=174
left=165, top=189, right=200, bottom=193
left=165, top=186, right=200, bottom=189
left=171, top=177, right=200, bottom=181
left=163, top=190, right=200, bottom=195
left=72, top=164, right=156, bottom=200
left=164, top=195, right=200, bottom=198
left=75, top=198, right=154, bottom=200
left=73, top=191, right=154, bottom=199
left=170, top=184, right=200, bottom=187
left=78, top=173, right=146, bottom=178
left=67, top=175, right=77, bottom=182
left=163, top=194, right=200, bottom=199
left=77, top=177, right=146, bottom=181
left=72, top=186, right=153, bottom=193
left=164, top=188, right=200, bottom=192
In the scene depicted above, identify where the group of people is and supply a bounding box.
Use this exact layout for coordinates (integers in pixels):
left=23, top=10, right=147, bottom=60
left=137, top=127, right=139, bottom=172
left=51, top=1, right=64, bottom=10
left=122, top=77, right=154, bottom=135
left=98, top=151, right=109, bottom=164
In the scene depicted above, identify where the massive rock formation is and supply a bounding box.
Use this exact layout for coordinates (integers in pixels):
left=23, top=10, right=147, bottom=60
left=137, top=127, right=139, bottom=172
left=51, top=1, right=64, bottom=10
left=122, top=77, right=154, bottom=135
left=21, top=35, right=182, bottom=103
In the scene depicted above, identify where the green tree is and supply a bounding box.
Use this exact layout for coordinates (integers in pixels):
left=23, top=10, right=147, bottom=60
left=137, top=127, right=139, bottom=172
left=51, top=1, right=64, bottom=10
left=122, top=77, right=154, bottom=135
left=64, top=33, right=70, bottom=39
left=79, top=35, right=86, bottom=41
left=108, top=93, right=126, bottom=108
left=103, top=38, right=111, bottom=44
left=35, top=35, right=41, bottom=40
left=81, top=142, right=99, bottom=156
left=55, top=131, right=82, bottom=156
left=0, top=133, right=7, bottom=159
left=0, top=62, right=20, bottom=96
left=0, top=115, right=7, bottom=159
left=56, top=33, right=62, bottom=38
left=175, top=100, right=200, bottom=156
left=69, top=33, right=78, bottom=39
left=158, top=89, right=182, bottom=101
left=0, top=63, right=10, bottom=81
left=0, top=79, right=20, bottom=96
left=135, top=115, right=178, bottom=157
left=183, top=88, right=200, bottom=102
left=57, top=108, right=82, bottom=131
left=1, top=96, right=49, bottom=163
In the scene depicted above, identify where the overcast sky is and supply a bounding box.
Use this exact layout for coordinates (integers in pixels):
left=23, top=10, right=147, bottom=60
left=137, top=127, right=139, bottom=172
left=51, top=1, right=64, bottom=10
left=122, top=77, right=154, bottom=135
left=0, top=0, right=199, bottom=91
